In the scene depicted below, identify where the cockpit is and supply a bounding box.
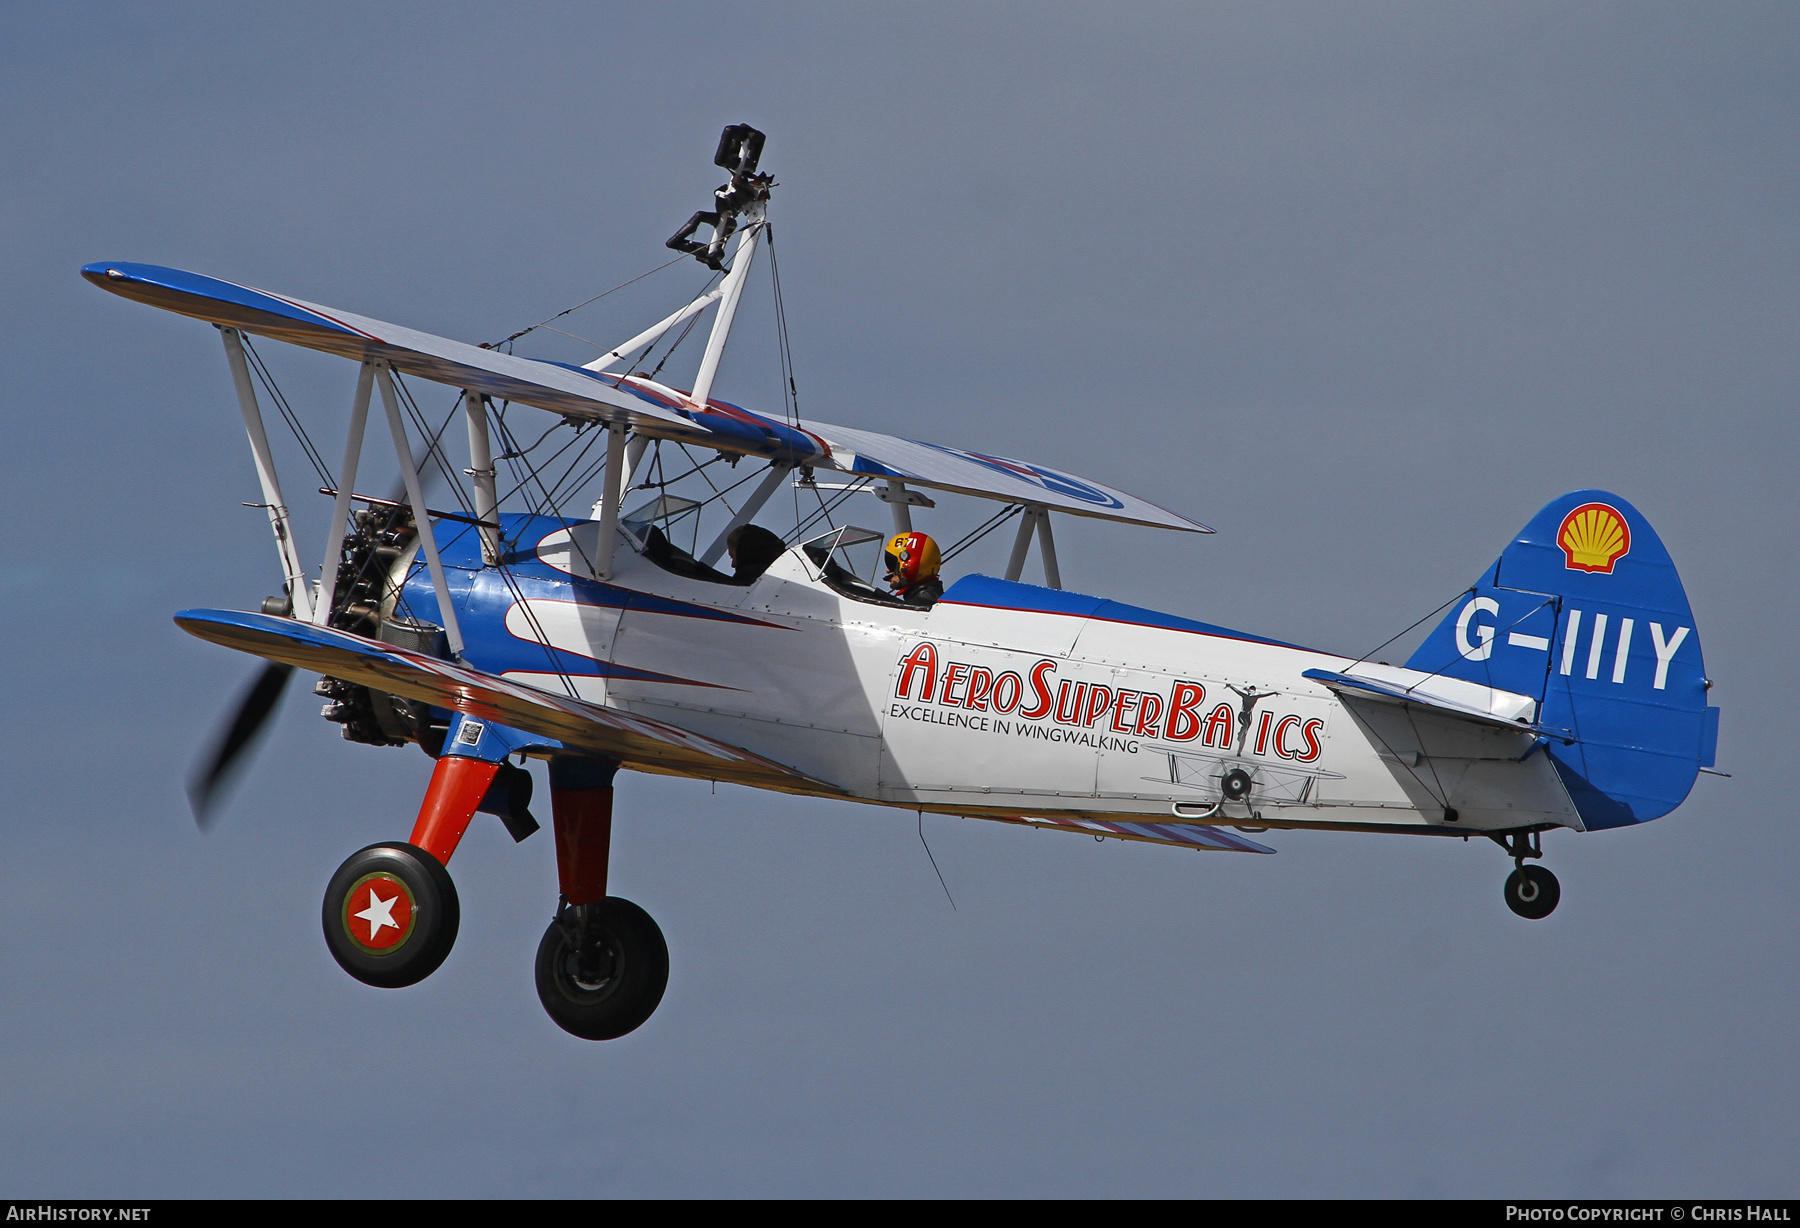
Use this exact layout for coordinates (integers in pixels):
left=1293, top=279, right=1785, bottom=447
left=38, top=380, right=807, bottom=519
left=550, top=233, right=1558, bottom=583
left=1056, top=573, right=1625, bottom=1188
left=621, top=495, right=920, bottom=607
left=801, top=526, right=912, bottom=608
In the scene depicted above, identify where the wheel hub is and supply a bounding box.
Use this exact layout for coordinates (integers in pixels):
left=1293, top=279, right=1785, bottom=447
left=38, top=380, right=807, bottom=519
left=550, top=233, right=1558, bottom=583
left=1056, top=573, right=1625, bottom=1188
left=342, top=871, right=417, bottom=952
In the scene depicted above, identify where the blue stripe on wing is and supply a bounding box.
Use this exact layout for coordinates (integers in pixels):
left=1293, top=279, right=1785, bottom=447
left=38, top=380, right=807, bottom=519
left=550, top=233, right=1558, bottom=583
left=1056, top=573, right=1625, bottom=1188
left=82, top=263, right=362, bottom=336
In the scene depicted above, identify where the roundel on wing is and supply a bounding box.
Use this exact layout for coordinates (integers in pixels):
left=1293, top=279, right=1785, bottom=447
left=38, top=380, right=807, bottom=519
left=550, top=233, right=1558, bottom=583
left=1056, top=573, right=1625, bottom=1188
left=916, top=442, right=1126, bottom=509
left=1558, top=502, right=1631, bottom=574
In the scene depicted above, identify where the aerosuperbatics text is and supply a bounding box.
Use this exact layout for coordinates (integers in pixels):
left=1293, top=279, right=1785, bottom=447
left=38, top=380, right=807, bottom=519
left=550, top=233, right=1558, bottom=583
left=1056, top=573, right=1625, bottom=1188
left=886, top=641, right=1325, bottom=760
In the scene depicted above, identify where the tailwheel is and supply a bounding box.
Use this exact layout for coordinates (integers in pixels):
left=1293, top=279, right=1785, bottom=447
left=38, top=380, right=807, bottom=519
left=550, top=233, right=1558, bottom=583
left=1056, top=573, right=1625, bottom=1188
left=535, top=897, right=668, bottom=1040
left=322, top=842, right=460, bottom=987
left=1503, top=864, right=1561, bottom=920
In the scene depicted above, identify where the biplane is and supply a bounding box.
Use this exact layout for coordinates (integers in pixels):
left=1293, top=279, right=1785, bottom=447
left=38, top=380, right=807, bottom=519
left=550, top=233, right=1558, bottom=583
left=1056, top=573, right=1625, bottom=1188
left=85, top=126, right=1722, bottom=1040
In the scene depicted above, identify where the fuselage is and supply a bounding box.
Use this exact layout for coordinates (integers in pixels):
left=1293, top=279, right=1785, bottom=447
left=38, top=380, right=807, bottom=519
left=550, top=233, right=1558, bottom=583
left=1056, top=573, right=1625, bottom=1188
left=398, top=513, right=1583, bottom=837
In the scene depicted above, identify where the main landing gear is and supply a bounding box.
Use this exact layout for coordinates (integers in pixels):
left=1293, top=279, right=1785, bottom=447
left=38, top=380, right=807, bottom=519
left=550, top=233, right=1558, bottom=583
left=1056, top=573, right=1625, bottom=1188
left=1491, top=829, right=1560, bottom=920
left=319, top=734, right=667, bottom=1039
left=532, top=757, right=667, bottom=1040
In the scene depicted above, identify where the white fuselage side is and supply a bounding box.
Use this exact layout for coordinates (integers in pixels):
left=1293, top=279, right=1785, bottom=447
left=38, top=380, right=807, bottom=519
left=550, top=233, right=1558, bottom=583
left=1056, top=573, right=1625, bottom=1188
left=514, top=524, right=1582, bottom=836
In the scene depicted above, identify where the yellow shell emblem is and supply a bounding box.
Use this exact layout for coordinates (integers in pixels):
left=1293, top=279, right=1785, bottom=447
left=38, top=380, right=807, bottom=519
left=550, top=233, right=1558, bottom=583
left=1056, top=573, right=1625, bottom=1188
left=1558, top=503, right=1630, bottom=574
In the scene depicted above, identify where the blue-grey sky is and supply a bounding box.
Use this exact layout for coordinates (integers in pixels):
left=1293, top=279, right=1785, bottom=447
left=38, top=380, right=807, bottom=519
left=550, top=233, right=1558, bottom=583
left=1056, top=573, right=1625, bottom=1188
left=2, top=1, right=1795, bottom=1197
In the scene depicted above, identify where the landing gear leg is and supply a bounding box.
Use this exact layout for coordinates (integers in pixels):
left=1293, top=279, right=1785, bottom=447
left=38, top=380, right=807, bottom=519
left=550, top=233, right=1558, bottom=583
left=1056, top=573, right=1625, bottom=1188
left=322, top=721, right=507, bottom=987
left=1491, top=829, right=1560, bottom=920
left=534, top=757, right=668, bottom=1040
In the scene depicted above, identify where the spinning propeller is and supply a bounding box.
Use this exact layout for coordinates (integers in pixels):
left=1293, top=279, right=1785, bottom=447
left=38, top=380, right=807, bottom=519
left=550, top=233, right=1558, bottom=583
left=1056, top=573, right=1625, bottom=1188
left=188, top=660, right=294, bottom=828
left=188, top=453, right=444, bottom=828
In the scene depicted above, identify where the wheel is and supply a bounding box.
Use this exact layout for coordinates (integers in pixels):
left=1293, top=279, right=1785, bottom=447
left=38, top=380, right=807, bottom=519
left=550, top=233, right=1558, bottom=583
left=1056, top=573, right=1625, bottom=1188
left=535, top=897, right=669, bottom=1040
left=322, top=842, right=460, bottom=988
left=1503, top=864, right=1561, bottom=920
left=1220, top=768, right=1253, bottom=801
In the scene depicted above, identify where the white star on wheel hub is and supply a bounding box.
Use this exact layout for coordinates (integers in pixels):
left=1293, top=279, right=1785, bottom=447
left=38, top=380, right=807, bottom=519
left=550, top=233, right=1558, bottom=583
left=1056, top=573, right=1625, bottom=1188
left=354, top=887, right=401, bottom=938
left=344, top=872, right=415, bottom=951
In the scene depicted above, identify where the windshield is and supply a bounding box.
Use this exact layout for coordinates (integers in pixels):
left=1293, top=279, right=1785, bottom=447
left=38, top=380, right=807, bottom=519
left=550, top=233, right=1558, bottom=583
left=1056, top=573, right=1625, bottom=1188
left=802, top=526, right=908, bottom=607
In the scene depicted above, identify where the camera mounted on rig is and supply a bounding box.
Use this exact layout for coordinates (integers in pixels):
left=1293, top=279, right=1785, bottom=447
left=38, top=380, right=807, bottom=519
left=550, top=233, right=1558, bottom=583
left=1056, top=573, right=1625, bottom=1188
left=665, top=124, right=773, bottom=272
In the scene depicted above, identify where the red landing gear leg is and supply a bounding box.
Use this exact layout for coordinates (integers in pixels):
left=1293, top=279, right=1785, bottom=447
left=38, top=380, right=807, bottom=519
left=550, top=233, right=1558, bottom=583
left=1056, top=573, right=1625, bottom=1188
left=534, top=757, right=669, bottom=1041
left=551, top=760, right=614, bottom=906
left=410, top=755, right=504, bottom=866
left=321, top=753, right=500, bottom=989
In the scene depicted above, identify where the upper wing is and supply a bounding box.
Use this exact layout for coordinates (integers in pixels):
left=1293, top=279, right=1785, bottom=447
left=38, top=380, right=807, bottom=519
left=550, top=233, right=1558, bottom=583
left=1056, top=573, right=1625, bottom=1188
left=86, top=263, right=1208, bottom=534
left=175, top=608, right=844, bottom=794
left=84, top=263, right=693, bottom=431
left=609, top=373, right=1211, bottom=531
left=803, top=421, right=1211, bottom=533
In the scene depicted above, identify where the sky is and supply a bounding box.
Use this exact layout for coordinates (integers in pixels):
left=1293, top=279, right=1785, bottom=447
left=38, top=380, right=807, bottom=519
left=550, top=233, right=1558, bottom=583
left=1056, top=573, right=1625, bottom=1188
left=2, top=1, right=1796, bottom=1198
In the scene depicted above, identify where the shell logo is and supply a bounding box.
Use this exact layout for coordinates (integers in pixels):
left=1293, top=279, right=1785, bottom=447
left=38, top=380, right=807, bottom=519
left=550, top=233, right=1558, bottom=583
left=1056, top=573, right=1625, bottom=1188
left=1558, top=503, right=1630, bottom=574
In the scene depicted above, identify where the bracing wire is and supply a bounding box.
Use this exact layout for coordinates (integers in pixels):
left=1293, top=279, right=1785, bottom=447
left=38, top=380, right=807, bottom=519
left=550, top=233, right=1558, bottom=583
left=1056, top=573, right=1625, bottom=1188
left=789, top=478, right=867, bottom=542
left=767, top=224, right=800, bottom=429
left=1342, top=590, right=1472, bottom=673
left=488, top=253, right=690, bottom=349
left=941, top=503, right=1023, bottom=565
left=917, top=812, right=956, bottom=911
left=241, top=337, right=334, bottom=489
left=644, top=305, right=710, bottom=385
left=498, top=418, right=569, bottom=462
left=486, top=411, right=595, bottom=577
left=531, top=428, right=609, bottom=518
left=1405, top=595, right=1561, bottom=694
left=641, top=449, right=727, bottom=490
left=392, top=374, right=476, bottom=516
left=608, top=268, right=726, bottom=387
left=675, top=446, right=774, bottom=519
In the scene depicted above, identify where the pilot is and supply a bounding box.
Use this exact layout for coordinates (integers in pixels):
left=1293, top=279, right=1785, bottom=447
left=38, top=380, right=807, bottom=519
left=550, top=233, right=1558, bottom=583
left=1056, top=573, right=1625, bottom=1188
left=725, top=524, right=786, bottom=585
left=883, top=531, right=943, bottom=608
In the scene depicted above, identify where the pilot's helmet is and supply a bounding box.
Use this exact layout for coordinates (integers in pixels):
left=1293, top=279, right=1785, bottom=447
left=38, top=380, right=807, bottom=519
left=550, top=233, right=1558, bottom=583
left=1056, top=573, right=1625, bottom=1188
left=884, top=532, right=941, bottom=586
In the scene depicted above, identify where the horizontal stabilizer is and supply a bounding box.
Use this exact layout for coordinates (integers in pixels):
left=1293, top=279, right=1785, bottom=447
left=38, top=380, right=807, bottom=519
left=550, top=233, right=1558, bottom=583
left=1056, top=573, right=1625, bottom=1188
left=174, top=608, right=842, bottom=793
left=1302, top=667, right=1545, bottom=733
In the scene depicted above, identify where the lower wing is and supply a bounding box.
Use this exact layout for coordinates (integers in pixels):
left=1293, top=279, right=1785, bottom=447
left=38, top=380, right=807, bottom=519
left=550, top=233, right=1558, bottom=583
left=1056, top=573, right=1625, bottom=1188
left=176, top=609, right=844, bottom=794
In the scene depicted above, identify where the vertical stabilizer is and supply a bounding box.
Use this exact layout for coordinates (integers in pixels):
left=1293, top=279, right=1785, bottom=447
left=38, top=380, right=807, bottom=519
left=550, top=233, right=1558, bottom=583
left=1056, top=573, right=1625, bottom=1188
left=1407, top=491, right=1716, bottom=829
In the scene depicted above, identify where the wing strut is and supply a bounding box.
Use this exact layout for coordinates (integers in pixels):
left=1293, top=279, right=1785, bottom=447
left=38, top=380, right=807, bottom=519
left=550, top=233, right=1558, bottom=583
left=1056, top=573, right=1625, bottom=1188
left=220, top=327, right=316, bottom=622
left=699, top=459, right=795, bottom=566
left=689, top=205, right=765, bottom=415
left=592, top=422, right=627, bottom=579
left=1003, top=504, right=1061, bottom=589
left=582, top=289, right=723, bottom=374
left=1038, top=509, right=1062, bottom=589
left=313, top=360, right=375, bottom=624
left=375, top=364, right=464, bottom=655
left=620, top=433, right=650, bottom=501
left=883, top=481, right=911, bottom=534
left=462, top=390, right=501, bottom=564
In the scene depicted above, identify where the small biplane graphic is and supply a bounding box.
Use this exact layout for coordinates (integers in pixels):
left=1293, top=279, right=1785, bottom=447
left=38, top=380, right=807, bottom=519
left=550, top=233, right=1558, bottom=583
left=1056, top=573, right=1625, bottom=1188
left=85, top=126, right=1722, bottom=1039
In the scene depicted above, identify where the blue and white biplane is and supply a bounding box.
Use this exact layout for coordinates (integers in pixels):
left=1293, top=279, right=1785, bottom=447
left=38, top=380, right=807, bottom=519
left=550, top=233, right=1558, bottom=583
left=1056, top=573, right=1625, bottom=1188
left=86, top=126, right=1722, bottom=1039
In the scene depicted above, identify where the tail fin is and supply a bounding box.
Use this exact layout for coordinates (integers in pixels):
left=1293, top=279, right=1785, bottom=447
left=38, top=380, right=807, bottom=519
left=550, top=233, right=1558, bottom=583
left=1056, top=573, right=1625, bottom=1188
left=1407, top=490, right=1718, bottom=829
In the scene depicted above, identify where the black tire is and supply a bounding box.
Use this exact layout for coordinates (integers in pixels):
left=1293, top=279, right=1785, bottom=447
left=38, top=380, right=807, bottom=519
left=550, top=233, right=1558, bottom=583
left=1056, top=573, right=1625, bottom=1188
left=535, top=897, right=669, bottom=1041
left=322, top=842, right=460, bottom=988
left=1503, top=864, right=1561, bottom=920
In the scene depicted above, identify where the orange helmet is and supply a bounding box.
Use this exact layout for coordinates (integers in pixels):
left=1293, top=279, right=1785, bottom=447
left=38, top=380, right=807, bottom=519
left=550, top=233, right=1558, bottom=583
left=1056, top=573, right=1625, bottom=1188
left=884, top=532, right=940, bottom=587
